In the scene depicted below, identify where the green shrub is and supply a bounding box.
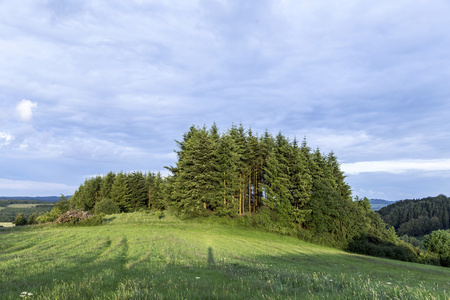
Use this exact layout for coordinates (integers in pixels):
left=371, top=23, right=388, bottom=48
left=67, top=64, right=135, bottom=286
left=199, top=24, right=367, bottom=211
left=347, top=234, right=419, bottom=263
left=93, top=198, right=120, bottom=215
left=36, top=208, right=63, bottom=223
left=423, top=230, right=450, bottom=267
left=27, top=212, right=39, bottom=225
left=12, top=213, right=27, bottom=226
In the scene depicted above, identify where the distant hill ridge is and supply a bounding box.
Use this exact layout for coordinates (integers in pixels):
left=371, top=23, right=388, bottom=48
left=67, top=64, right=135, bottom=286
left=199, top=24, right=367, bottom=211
left=0, top=196, right=67, bottom=202
left=369, top=199, right=398, bottom=211
left=377, top=194, right=450, bottom=236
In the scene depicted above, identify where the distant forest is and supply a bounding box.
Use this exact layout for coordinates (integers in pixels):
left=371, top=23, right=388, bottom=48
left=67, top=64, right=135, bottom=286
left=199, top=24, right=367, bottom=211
left=378, top=194, right=450, bottom=236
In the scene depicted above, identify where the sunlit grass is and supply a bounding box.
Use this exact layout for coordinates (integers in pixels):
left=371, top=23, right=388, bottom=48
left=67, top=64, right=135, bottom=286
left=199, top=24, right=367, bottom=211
left=0, top=222, right=14, bottom=227
left=1, top=212, right=449, bottom=299
left=6, top=204, right=45, bottom=208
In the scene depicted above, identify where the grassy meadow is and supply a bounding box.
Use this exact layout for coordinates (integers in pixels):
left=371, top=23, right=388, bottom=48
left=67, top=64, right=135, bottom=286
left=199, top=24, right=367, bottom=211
left=1, top=212, right=449, bottom=299
left=6, top=204, right=46, bottom=208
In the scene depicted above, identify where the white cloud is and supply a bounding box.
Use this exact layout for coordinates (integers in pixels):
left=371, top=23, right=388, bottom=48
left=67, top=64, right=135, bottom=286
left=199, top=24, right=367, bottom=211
left=0, top=178, right=77, bottom=196
left=15, top=99, right=37, bottom=122
left=0, top=132, right=13, bottom=145
left=342, top=159, right=450, bottom=175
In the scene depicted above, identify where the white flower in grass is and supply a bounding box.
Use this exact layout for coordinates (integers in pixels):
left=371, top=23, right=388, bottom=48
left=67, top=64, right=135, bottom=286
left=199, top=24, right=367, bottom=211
left=329, top=279, right=333, bottom=282
left=386, top=282, right=392, bottom=285
left=195, top=277, right=200, bottom=279
left=19, top=291, right=33, bottom=298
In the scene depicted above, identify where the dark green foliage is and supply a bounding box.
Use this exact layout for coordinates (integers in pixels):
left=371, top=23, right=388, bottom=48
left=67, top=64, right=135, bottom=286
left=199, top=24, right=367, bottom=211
left=67, top=171, right=167, bottom=215
left=378, top=194, right=450, bottom=236
left=148, top=172, right=166, bottom=210
left=110, top=172, right=133, bottom=212
left=347, top=234, right=437, bottom=264
left=27, top=212, right=39, bottom=225
left=171, top=126, right=221, bottom=218
left=93, top=198, right=121, bottom=215
left=126, top=171, right=148, bottom=210
left=54, top=195, right=70, bottom=213
left=400, top=234, right=422, bottom=248
left=69, top=177, right=102, bottom=211
left=99, top=171, right=116, bottom=199
left=12, top=213, right=27, bottom=226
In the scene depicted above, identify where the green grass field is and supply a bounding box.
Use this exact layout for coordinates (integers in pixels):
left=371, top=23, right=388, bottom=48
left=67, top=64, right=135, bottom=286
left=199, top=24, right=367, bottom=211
left=6, top=204, right=43, bottom=208
left=1, top=212, right=449, bottom=299
left=0, top=222, right=14, bottom=227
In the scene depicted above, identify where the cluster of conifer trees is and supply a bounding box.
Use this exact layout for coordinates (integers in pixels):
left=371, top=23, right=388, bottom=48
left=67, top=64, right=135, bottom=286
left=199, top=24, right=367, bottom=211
left=378, top=194, right=450, bottom=236
left=68, top=124, right=387, bottom=247
left=69, top=171, right=166, bottom=213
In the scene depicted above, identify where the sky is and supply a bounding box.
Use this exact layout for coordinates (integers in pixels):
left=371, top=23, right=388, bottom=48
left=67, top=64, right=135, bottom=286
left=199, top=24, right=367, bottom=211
left=1, top=0, right=450, bottom=200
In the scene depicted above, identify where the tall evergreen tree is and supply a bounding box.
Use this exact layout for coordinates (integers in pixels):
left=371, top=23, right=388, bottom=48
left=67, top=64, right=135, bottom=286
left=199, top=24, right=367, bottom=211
left=100, top=171, right=116, bottom=200
left=127, top=171, right=148, bottom=210
left=110, top=172, right=132, bottom=212
left=171, top=126, right=221, bottom=217
left=215, top=132, right=240, bottom=216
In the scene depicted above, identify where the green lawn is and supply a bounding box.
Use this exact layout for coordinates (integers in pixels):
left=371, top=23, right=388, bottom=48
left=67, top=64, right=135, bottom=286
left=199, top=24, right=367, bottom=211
left=1, top=212, right=449, bottom=299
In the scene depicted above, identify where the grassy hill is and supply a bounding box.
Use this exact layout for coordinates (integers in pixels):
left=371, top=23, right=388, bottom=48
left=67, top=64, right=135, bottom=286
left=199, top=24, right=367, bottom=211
left=1, top=213, right=449, bottom=299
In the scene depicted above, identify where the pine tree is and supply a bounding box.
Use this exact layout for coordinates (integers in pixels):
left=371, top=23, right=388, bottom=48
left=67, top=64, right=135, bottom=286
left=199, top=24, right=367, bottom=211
left=110, top=172, right=132, bottom=212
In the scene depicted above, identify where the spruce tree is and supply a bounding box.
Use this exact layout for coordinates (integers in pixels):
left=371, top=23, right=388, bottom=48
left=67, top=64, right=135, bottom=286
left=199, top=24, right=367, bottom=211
left=110, top=172, right=132, bottom=212
left=171, top=126, right=221, bottom=217
left=127, top=171, right=148, bottom=210
left=215, top=132, right=240, bottom=216
left=100, top=171, right=116, bottom=200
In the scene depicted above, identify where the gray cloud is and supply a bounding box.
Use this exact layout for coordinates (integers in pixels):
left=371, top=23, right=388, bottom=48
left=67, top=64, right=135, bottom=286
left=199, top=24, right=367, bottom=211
left=1, top=0, right=449, bottom=198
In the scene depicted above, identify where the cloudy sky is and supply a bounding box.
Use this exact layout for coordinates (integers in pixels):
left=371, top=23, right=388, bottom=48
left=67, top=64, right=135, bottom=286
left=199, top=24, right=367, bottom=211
left=1, top=0, right=449, bottom=200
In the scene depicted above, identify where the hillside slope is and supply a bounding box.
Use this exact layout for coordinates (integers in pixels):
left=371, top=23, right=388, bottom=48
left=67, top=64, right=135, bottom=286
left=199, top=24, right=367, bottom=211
left=1, top=213, right=449, bottom=299
left=378, top=194, right=450, bottom=236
